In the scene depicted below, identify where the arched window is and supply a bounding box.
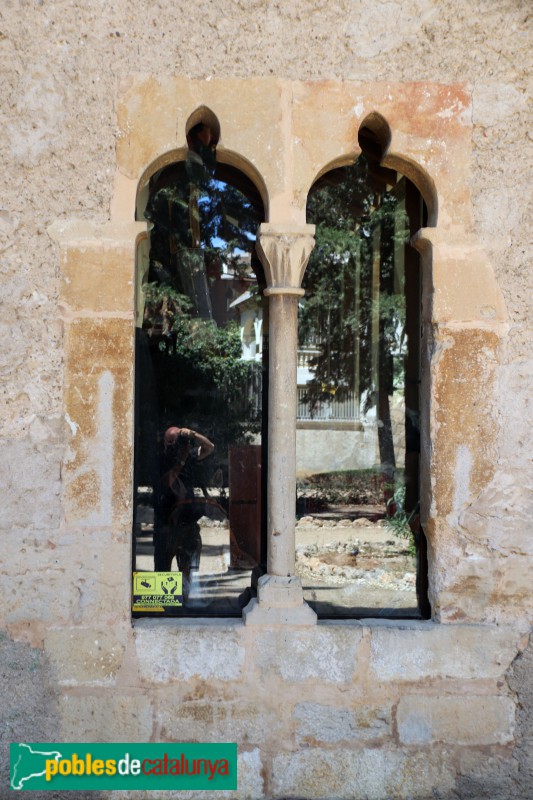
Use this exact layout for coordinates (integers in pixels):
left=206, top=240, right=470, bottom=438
left=296, top=123, right=430, bottom=619
left=132, top=114, right=267, bottom=616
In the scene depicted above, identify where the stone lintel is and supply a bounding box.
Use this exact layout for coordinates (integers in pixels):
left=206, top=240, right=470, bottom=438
left=243, top=575, right=317, bottom=626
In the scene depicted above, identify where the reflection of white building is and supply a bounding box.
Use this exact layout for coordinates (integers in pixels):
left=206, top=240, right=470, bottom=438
left=229, top=290, right=263, bottom=363
left=229, top=291, right=394, bottom=475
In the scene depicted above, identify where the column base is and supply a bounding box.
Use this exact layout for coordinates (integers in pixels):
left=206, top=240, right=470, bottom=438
left=242, top=574, right=317, bottom=625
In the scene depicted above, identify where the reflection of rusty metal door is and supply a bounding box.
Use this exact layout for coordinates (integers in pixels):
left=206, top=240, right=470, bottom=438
left=229, top=445, right=261, bottom=568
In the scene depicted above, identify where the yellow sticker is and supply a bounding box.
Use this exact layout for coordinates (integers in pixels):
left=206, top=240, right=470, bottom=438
left=132, top=572, right=183, bottom=611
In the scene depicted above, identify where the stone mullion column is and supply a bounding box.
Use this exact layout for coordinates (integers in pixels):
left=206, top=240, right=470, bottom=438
left=243, top=223, right=317, bottom=625
left=264, top=289, right=302, bottom=576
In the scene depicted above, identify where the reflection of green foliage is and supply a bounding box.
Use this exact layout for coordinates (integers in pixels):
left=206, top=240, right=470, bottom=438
left=385, top=485, right=417, bottom=555
left=142, top=282, right=193, bottom=335
left=300, top=157, right=412, bottom=474
left=139, top=166, right=263, bottom=479
left=143, top=279, right=261, bottom=425
left=301, top=157, right=410, bottom=406
left=145, top=168, right=258, bottom=292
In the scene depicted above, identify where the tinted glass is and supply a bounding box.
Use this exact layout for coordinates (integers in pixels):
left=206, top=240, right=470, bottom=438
left=297, top=157, right=424, bottom=617
left=133, top=138, right=265, bottom=616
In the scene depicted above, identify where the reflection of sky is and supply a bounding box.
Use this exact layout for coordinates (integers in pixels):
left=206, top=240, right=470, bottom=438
left=207, top=178, right=257, bottom=252
left=211, top=236, right=253, bottom=256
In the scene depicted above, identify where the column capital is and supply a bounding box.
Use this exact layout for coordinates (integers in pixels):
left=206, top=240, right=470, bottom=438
left=256, top=223, right=315, bottom=293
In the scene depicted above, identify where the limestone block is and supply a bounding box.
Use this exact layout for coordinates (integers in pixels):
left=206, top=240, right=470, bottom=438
left=0, top=531, right=82, bottom=630
left=110, top=172, right=140, bottom=222
left=44, top=626, right=131, bottom=686
left=291, top=80, right=364, bottom=203
left=0, top=529, right=132, bottom=631
left=271, top=747, right=455, bottom=800
left=437, top=552, right=533, bottom=626
left=60, top=692, right=153, bottom=742
left=431, top=250, right=508, bottom=324
left=431, top=328, right=499, bottom=521
left=291, top=81, right=471, bottom=228
left=63, top=317, right=133, bottom=527
left=134, top=619, right=245, bottom=683
left=235, top=748, right=264, bottom=800
left=59, top=529, right=131, bottom=626
left=0, top=435, right=61, bottom=530
left=397, top=695, right=515, bottom=745
left=367, top=620, right=521, bottom=681
left=106, top=747, right=264, bottom=800
left=60, top=245, right=134, bottom=313
left=460, top=473, right=533, bottom=556
left=116, top=77, right=283, bottom=211
left=255, top=626, right=362, bottom=683
left=49, top=220, right=146, bottom=246
left=293, top=701, right=391, bottom=744
left=158, top=699, right=286, bottom=747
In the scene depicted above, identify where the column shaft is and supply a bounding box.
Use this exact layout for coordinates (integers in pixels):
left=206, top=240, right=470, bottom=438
left=267, top=293, right=299, bottom=576
left=243, top=224, right=317, bottom=624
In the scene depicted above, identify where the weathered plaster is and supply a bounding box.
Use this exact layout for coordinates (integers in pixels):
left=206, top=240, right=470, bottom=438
left=0, top=2, right=531, bottom=798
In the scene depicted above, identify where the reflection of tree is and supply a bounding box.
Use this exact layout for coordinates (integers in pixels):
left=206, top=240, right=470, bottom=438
left=144, top=142, right=259, bottom=317
left=143, top=281, right=260, bottom=451
left=300, top=156, right=410, bottom=475
left=138, top=127, right=264, bottom=480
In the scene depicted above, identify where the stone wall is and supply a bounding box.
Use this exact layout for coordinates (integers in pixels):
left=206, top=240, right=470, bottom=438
left=2, top=622, right=531, bottom=800
left=296, top=423, right=379, bottom=475
left=0, top=2, right=531, bottom=799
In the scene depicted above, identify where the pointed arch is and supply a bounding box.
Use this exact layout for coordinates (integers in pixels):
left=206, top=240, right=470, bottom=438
left=358, top=111, right=438, bottom=227
left=300, top=127, right=431, bottom=618
left=135, top=106, right=269, bottom=222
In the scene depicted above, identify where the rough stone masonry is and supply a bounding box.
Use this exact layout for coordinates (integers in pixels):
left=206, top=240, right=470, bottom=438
left=0, top=2, right=531, bottom=799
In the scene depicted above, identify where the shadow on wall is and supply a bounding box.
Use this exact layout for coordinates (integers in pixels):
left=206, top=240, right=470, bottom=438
left=0, top=632, right=103, bottom=800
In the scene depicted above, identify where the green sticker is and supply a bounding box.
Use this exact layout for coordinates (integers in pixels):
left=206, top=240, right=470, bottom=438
left=133, top=572, right=183, bottom=611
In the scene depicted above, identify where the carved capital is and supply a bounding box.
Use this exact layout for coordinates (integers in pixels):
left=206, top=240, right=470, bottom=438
left=256, top=223, right=315, bottom=293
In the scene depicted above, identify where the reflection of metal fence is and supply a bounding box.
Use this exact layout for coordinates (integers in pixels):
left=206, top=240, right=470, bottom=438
left=297, top=388, right=358, bottom=421
left=297, top=347, right=321, bottom=368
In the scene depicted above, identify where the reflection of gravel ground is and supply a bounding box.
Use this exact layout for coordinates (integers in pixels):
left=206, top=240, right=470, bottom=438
left=295, top=537, right=416, bottom=590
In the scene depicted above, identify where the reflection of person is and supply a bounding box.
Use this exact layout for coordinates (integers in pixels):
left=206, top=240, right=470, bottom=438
left=161, top=426, right=214, bottom=506
left=154, top=426, right=215, bottom=600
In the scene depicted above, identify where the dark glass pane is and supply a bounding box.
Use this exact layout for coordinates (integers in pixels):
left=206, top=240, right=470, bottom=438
left=133, top=139, right=265, bottom=616
left=297, top=157, right=424, bottom=618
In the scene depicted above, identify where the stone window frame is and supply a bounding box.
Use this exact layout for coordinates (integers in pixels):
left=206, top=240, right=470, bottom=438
left=50, top=78, right=508, bottom=626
